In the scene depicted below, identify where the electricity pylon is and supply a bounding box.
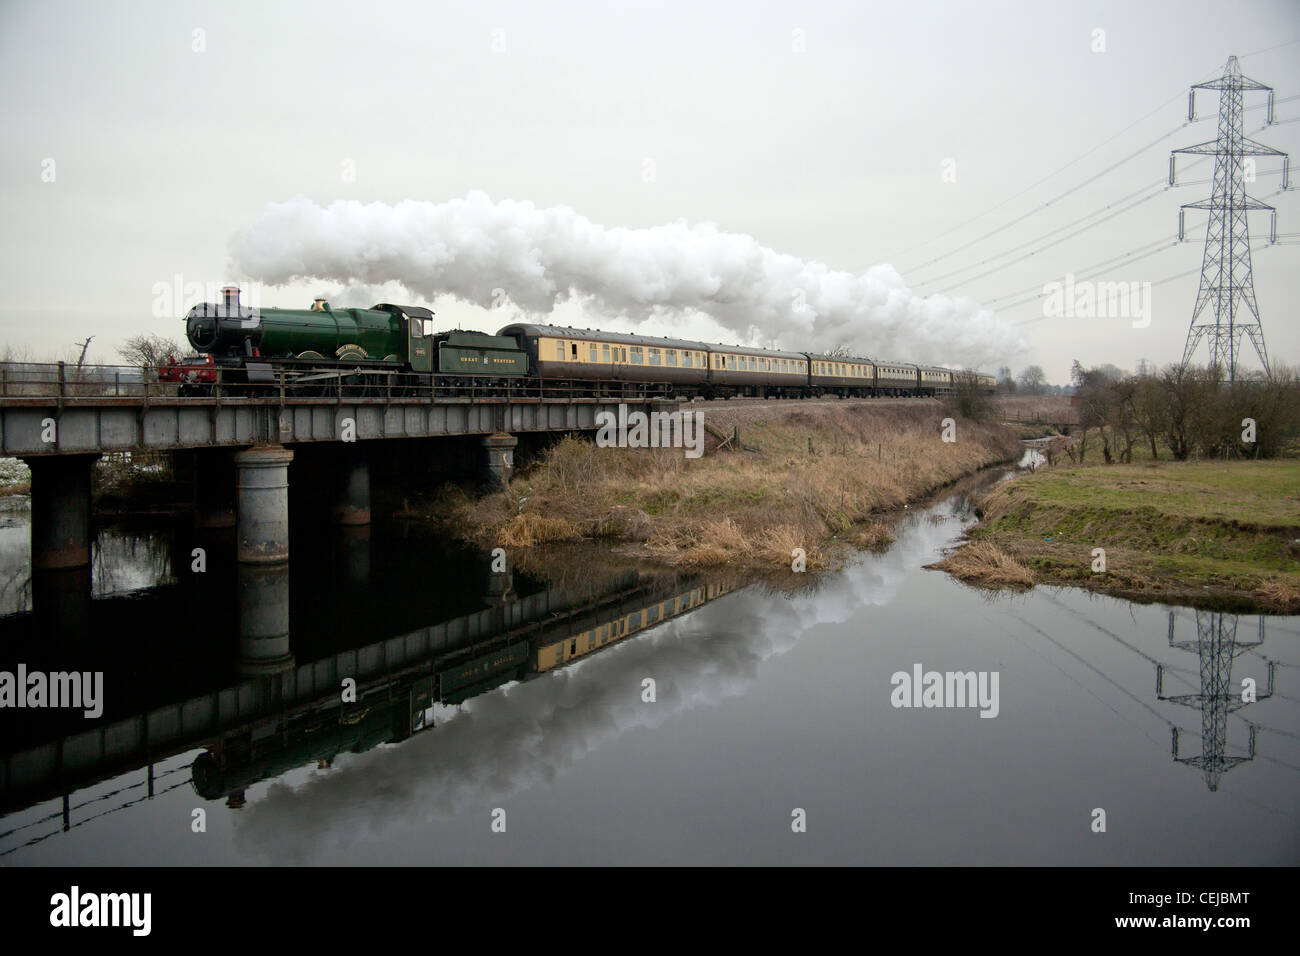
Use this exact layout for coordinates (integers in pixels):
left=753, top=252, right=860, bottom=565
left=1170, top=56, right=1290, bottom=381
left=1157, top=611, right=1274, bottom=791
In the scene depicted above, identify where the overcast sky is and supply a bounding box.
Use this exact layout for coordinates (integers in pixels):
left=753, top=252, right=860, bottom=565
left=1, top=0, right=1296, bottom=383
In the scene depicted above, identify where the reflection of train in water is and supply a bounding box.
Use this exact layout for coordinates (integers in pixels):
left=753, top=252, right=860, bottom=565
left=190, top=575, right=738, bottom=802
left=164, top=287, right=996, bottom=399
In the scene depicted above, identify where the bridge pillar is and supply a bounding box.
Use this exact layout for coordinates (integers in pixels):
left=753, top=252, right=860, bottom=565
left=334, top=524, right=371, bottom=591
left=31, top=567, right=92, bottom=646
left=237, top=561, right=294, bottom=676
left=193, top=449, right=236, bottom=529
left=331, top=451, right=371, bottom=526
left=234, top=446, right=293, bottom=564
left=481, top=432, right=517, bottom=487
left=22, top=453, right=99, bottom=570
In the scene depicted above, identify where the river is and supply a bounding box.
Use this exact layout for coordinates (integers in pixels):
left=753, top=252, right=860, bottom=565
left=0, top=454, right=1295, bottom=865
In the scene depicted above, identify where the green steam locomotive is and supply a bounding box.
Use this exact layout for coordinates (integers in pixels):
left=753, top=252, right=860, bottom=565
left=168, top=286, right=526, bottom=393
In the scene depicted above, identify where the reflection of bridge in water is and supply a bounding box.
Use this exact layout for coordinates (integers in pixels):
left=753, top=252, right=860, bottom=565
left=1158, top=611, right=1276, bottom=792
left=0, top=543, right=736, bottom=854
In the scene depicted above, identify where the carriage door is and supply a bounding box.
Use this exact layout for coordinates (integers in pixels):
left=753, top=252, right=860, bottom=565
left=408, top=315, right=433, bottom=372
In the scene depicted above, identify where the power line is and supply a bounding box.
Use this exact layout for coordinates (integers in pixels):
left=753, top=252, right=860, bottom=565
left=918, top=113, right=1285, bottom=295
left=920, top=184, right=1187, bottom=293
left=914, top=180, right=1171, bottom=291
left=890, top=84, right=1213, bottom=264
left=1005, top=237, right=1287, bottom=327
left=904, top=124, right=1194, bottom=277
left=986, top=236, right=1180, bottom=308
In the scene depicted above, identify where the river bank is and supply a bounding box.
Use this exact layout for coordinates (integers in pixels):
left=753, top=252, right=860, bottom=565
left=441, top=400, right=1022, bottom=574
left=929, top=458, right=1300, bottom=612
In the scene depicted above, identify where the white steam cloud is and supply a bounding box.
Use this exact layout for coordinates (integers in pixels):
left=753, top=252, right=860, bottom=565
left=230, top=192, right=1028, bottom=368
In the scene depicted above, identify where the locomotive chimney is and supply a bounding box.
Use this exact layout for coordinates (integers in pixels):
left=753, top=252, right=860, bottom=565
left=221, top=285, right=241, bottom=315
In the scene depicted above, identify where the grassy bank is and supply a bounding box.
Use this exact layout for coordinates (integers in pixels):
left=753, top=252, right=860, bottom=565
left=442, top=401, right=1022, bottom=573
left=931, top=459, right=1300, bottom=611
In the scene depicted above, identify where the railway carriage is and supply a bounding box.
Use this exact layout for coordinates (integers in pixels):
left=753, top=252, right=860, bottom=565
left=498, top=323, right=709, bottom=396
left=807, top=354, right=876, bottom=397
left=706, top=344, right=809, bottom=398
left=920, top=366, right=955, bottom=397
left=873, top=360, right=921, bottom=397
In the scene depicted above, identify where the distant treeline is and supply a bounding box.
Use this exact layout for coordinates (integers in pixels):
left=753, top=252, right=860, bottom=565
left=1070, top=361, right=1299, bottom=461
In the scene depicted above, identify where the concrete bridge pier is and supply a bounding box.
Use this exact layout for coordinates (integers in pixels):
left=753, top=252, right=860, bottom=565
left=22, top=453, right=99, bottom=570
left=31, top=567, right=92, bottom=646
left=332, top=450, right=371, bottom=526
left=193, top=449, right=236, bottom=529
left=237, top=561, right=294, bottom=676
left=333, top=524, right=371, bottom=592
left=235, top=446, right=294, bottom=564
left=481, top=433, right=517, bottom=487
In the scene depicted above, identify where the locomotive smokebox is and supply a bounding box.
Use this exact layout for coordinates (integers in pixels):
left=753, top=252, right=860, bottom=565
left=186, top=286, right=264, bottom=356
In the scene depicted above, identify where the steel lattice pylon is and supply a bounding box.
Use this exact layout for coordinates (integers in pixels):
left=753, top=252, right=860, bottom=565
left=1157, top=611, right=1273, bottom=791
left=1170, top=56, right=1290, bottom=381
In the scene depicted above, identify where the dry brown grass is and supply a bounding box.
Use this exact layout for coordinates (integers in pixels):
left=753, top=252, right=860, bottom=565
left=844, top=521, right=895, bottom=551
left=494, top=513, right=582, bottom=547
left=446, top=401, right=1021, bottom=573
left=992, top=395, right=1078, bottom=424
left=1254, top=577, right=1300, bottom=612
left=928, top=540, right=1035, bottom=590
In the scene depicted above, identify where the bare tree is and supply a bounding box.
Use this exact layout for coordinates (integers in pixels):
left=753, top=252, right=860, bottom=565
left=1017, top=365, right=1046, bottom=394
left=74, top=336, right=95, bottom=368
left=117, top=333, right=186, bottom=369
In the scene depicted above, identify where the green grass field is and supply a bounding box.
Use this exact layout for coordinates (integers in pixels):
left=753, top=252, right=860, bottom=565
left=964, top=459, right=1300, bottom=610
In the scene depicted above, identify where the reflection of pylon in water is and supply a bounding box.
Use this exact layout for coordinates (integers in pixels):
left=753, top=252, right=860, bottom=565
left=1156, top=612, right=1273, bottom=791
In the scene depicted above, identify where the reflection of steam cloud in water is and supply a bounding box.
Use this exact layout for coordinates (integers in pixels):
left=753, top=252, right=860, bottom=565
left=233, top=507, right=966, bottom=863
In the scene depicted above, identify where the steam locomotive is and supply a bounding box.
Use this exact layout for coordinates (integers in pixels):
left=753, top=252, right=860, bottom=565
left=162, top=286, right=996, bottom=398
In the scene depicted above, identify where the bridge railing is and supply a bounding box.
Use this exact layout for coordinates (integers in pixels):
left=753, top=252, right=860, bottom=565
left=0, top=361, right=678, bottom=404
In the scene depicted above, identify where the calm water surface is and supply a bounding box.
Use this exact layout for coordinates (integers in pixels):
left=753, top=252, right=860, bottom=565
left=0, top=463, right=1296, bottom=865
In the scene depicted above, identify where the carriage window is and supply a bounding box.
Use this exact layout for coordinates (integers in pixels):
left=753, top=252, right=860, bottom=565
left=630, top=346, right=643, bottom=364
left=555, top=341, right=565, bottom=360
left=648, top=348, right=661, bottom=366
left=681, top=351, right=691, bottom=368
left=602, top=344, right=611, bottom=362
left=571, top=343, right=578, bottom=360
left=590, top=344, right=598, bottom=362
left=666, top=349, right=677, bottom=366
